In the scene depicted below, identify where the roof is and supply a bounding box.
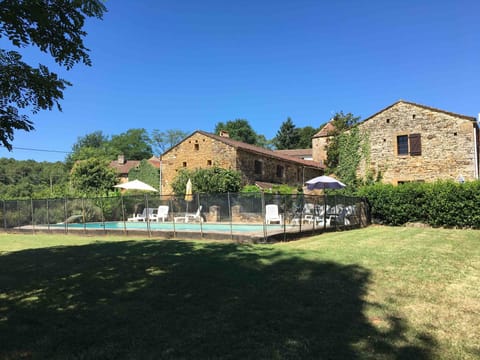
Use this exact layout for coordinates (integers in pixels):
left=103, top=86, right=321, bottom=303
left=313, top=121, right=336, bottom=138
left=194, top=130, right=324, bottom=169
left=109, top=160, right=140, bottom=174
left=361, top=100, right=477, bottom=124
left=109, top=157, right=160, bottom=175
left=274, top=148, right=312, bottom=158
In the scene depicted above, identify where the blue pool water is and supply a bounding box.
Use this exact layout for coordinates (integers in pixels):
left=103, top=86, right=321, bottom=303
left=50, top=221, right=284, bottom=233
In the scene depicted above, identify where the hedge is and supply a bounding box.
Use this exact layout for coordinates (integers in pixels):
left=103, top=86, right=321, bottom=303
left=358, top=180, right=480, bottom=228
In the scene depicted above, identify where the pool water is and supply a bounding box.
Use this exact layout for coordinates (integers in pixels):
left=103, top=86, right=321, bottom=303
left=50, top=221, right=284, bottom=233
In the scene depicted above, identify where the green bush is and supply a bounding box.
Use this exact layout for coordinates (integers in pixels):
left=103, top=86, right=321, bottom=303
left=358, top=180, right=480, bottom=228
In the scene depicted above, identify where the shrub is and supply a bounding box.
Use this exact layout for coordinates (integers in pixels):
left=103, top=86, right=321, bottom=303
left=358, top=180, right=480, bottom=228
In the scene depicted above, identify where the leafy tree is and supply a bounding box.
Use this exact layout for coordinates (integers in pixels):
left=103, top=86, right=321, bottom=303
left=171, top=167, right=242, bottom=195
left=128, top=160, right=159, bottom=190
left=110, top=128, right=153, bottom=160
left=325, top=111, right=361, bottom=172
left=273, top=117, right=300, bottom=150
left=66, top=131, right=114, bottom=168
left=214, top=119, right=258, bottom=145
left=70, top=158, right=117, bottom=196
left=0, top=158, right=69, bottom=198
left=255, top=134, right=274, bottom=149
left=151, top=129, right=188, bottom=155
left=0, top=0, right=107, bottom=150
left=297, top=126, right=319, bottom=149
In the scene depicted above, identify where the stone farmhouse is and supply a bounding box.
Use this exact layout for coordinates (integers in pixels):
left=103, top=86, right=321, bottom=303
left=159, top=130, right=324, bottom=194
left=109, top=155, right=161, bottom=183
left=313, top=100, right=480, bottom=184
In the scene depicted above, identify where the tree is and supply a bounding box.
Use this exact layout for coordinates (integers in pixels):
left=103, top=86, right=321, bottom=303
left=273, top=117, right=300, bottom=150
left=0, top=0, right=107, bottom=150
left=325, top=111, right=361, bottom=172
left=297, top=126, right=319, bottom=149
left=0, top=158, right=69, bottom=199
left=70, top=157, right=117, bottom=196
left=109, top=129, right=153, bottom=160
left=214, top=119, right=258, bottom=145
left=66, top=130, right=113, bottom=168
left=128, top=160, right=159, bottom=190
left=151, top=129, right=188, bottom=155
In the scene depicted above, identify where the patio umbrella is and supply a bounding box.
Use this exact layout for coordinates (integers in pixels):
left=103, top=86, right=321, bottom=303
left=305, top=175, right=346, bottom=229
left=184, top=179, right=193, bottom=215
left=184, top=178, right=193, bottom=201
left=305, top=175, right=346, bottom=191
left=114, top=179, right=157, bottom=234
left=114, top=179, right=158, bottom=192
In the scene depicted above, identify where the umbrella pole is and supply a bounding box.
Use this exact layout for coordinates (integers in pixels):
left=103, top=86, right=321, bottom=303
left=324, top=186, right=327, bottom=230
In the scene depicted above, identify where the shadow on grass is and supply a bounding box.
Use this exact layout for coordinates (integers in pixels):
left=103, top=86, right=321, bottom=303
left=0, top=240, right=435, bottom=359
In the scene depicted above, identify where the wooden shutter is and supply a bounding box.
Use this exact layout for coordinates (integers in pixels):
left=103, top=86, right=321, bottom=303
left=409, top=133, right=422, bottom=156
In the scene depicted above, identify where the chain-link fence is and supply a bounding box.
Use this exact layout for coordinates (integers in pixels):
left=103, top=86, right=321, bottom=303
left=0, top=193, right=369, bottom=242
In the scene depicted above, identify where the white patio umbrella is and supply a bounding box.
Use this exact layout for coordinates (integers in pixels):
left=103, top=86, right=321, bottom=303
left=114, top=179, right=158, bottom=234
left=305, top=175, right=346, bottom=191
left=184, top=178, right=193, bottom=214
left=114, top=179, right=158, bottom=192
left=305, top=175, right=346, bottom=228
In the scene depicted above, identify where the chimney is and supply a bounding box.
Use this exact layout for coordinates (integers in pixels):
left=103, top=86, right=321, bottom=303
left=118, top=154, right=125, bottom=165
left=219, top=130, right=229, bottom=138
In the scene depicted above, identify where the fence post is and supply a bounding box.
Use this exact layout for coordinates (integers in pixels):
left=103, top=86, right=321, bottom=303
left=227, top=192, right=233, bottom=241
left=30, top=198, right=34, bottom=234
left=3, top=200, right=6, bottom=230
left=46, top=199, right=50, bottom=231
left=64, top=197, right=68, bottom=234
left=261, top=191, right=266, bottom=242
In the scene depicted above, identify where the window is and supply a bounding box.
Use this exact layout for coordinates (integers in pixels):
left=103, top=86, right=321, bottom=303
left=397, top=135, right=408, bottom=155
left=207, top=160, right=212, bottom=166
left=276, top=165, right=284, bottom=178
left=182, top=162, right=187, bottom=167
left=194, top=144, right=199, bottom=151
left=254, top=160, right=263, bottom=175
left=396, top=134, right=422, bottom=156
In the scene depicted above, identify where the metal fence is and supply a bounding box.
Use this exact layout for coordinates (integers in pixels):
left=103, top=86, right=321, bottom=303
left=0, top=193, right=369, bottom=242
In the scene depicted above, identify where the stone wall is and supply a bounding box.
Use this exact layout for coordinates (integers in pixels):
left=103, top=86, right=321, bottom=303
left=236, top=149, right=321, bottom=187
left=160, top=132, right=237, bottom=194
left=357, top=102, right=479, bottom=184
left=160, top=132, right=323, bottom=194
left=312, top=136, right=329, bottom=165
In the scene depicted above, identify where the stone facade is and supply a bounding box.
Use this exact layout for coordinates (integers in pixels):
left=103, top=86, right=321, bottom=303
left=355, top=101, right=479, bottom=184
left=311, top=101, right=479, bottom=184
left=312, top=121, right=335, bottom=166
left=160, top=131, right=323, bottom=194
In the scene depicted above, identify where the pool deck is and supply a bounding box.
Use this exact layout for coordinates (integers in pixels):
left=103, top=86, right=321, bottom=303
left=8, top=221, right=339, bottom=243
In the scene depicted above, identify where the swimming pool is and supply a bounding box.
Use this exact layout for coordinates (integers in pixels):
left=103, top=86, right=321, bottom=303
left=49, top=221, right=285, bottom=234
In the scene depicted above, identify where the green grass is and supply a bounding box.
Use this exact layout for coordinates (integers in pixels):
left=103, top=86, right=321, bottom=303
left=0, top=226, right=478, bottom=359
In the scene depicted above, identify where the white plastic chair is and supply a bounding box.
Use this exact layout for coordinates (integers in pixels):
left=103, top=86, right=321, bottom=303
left=265, top=204, right=282, bottom=225
left=152, top=205, right=169, bottom=222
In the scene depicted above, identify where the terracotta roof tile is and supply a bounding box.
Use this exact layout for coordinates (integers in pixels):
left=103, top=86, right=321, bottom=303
left=196, top=130, right=324, bottom=169
left=313, top=121, right=336, bottom=138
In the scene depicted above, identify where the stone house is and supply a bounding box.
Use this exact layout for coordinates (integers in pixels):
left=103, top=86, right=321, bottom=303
left=313, top=100, right=480, bottom=184
left=160, top=130, right=324, bottom=194
left=109, top=155, right=161, bottom=183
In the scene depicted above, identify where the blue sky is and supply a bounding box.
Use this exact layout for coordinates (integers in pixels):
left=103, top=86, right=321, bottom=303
left=1, top=0, right=479, bottom=162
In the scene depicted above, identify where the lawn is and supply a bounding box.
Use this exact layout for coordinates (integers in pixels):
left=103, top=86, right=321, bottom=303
left=0, top=226, right=478, bottom=359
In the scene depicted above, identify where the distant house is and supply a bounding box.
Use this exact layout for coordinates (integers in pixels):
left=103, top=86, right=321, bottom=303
left=312, top=100, right=480, bottom=184
left=160, top=130, right=324, bottom=194
left=274, top=148, right=313, bottom=160
left=109, top=155, right=160, bottom=183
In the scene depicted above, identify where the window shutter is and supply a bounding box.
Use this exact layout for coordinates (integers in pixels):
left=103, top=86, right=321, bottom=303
left=409, top=133, right=422, bottom=156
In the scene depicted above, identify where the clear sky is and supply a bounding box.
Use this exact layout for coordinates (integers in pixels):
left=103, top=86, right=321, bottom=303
left=1, top=0, right=479, bottom=162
